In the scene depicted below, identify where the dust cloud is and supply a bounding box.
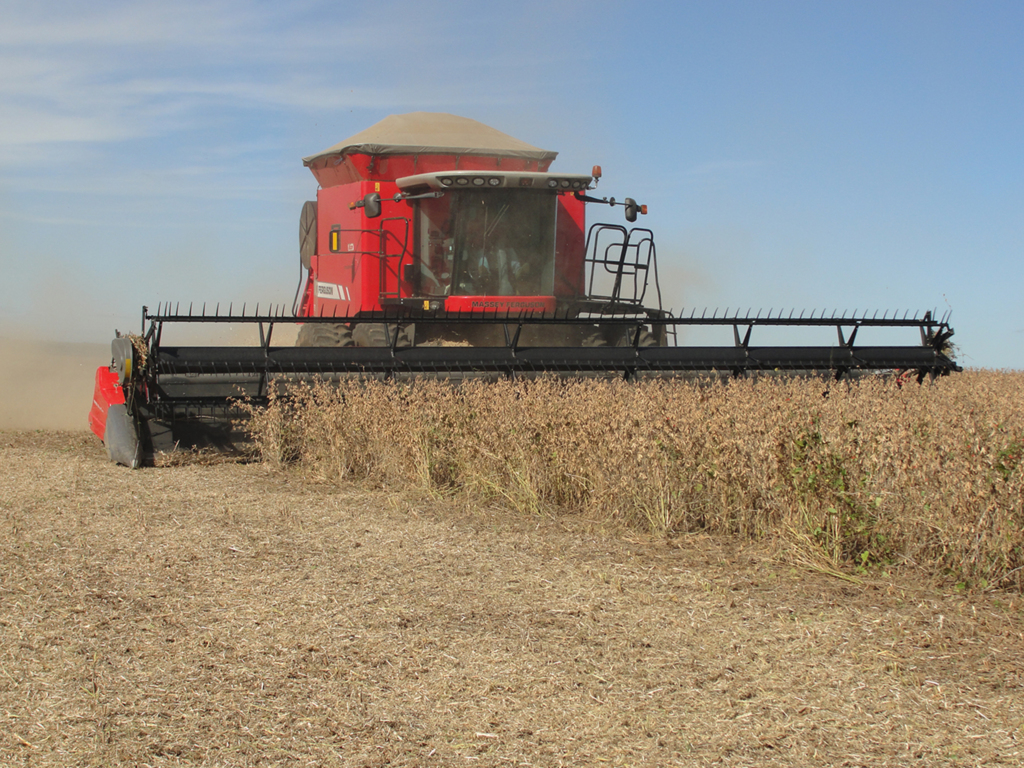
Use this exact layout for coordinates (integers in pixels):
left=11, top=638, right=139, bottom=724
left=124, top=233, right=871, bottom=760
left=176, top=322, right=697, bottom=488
left=0, top=324, right=302, bottom=433
left=0, top=336, right=109, bottom=431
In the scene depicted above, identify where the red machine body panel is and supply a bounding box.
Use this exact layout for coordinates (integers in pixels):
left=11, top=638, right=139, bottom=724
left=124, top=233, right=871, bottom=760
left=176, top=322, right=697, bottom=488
left=296, top=116, right=590, bottom=322
left=88, top=366, right=124, bottom=440
left=554, top=194, right=586, bottom=298
left=302, top=180, right=409, bottom=318
left=299, top=166, right=590, bottom=320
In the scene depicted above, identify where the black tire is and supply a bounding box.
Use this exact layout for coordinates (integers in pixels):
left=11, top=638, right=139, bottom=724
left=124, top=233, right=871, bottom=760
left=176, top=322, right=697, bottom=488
left=611, top=325, right=657, bottom=348
left=296, top=323, right=354, bottom=347
left=351, top=323, right=414, bottom=348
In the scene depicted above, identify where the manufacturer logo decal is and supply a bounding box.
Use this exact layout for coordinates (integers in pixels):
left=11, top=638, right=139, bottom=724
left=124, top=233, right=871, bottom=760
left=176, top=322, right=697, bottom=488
left=316, top=282, right=338, bottom=299
left=469, top=299, right=547, bottom=310
left=315, top=282, right=351, bottom=301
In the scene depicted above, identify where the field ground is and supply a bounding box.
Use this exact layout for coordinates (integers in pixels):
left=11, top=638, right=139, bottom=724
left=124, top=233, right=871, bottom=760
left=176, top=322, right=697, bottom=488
left=2, top=431, right=1023, bottom=766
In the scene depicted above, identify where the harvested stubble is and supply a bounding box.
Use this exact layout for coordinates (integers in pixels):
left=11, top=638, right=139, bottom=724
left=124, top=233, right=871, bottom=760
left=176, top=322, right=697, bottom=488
left=4, top=430, right=1024, bottom=767
left=249, top=371, right=1024, bottom=589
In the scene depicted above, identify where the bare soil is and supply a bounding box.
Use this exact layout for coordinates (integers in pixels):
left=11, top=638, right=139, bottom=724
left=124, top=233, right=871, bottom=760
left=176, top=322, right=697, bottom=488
left=2, top=431, right=1023, bottom=767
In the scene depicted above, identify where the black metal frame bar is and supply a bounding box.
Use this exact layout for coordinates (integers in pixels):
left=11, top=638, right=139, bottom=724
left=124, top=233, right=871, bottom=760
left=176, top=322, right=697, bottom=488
left=122, top=302, right=959, bottom=459
left=142, top=303, right=955, bottom=336
left=137, top=304, right=959, bottom=394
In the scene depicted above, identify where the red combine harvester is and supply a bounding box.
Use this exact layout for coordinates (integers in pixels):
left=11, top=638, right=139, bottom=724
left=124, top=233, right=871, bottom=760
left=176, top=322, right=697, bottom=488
left=293, top=112, right=661, bottom=348
left=89, top=113, right=959, bottom=466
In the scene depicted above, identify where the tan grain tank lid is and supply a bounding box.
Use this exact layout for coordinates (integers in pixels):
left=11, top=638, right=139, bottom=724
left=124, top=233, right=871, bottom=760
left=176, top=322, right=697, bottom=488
left=302, top=112, right=558, bottom=166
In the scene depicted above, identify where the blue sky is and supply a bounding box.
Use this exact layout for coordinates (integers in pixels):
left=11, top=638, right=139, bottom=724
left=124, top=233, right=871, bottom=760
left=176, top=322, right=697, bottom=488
left=1, top=0, right=1021, bottom=368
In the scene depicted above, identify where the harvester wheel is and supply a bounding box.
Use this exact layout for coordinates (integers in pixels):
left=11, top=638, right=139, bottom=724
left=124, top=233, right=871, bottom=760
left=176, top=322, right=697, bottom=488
left=352, top=323, right=414, bottom=348
left=296, top=323, right=354, bottom=347
left=612, top=325, right=657, bottom=348
left=581, top=329, right=609, bottom=347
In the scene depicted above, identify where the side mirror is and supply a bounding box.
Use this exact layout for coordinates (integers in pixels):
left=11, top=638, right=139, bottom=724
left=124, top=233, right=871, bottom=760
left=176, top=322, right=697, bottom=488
left=363, top=192, right=382, bottom=219
left=624, top=197, right=638, bottom=223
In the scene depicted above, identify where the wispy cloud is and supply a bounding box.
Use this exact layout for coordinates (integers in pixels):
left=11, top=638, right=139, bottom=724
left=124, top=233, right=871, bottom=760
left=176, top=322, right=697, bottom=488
left=0, top=1, right=392, bottom=157
left=0, top=1, right=254, bottom=47
left=0, top=0, right=585, bottom=159
left=0, top=103, right=136, bottom=146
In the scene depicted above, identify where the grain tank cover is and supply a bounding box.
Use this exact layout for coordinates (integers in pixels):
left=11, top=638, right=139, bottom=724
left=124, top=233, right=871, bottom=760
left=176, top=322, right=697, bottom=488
left=303, top=112, right=558, bottom=187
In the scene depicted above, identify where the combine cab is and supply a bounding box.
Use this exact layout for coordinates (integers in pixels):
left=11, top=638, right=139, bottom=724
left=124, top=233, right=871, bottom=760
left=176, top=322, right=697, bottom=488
left=89, top=113, right=960, bottom=466
left=292, top=112, right=664, bottom=347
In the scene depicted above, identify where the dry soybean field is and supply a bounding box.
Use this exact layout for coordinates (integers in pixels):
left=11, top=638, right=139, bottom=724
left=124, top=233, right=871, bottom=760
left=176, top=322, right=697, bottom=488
left=3, top=374, right=1024, bottom=766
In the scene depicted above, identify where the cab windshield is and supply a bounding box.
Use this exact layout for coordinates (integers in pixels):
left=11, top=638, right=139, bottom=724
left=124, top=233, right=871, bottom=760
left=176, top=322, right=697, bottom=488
left=414, top=190, right=556, bottom=296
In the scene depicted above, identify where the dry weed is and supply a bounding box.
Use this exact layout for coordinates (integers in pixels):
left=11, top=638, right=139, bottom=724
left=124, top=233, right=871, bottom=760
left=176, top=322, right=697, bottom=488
left=247, top=371, right=1024, bottom=589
